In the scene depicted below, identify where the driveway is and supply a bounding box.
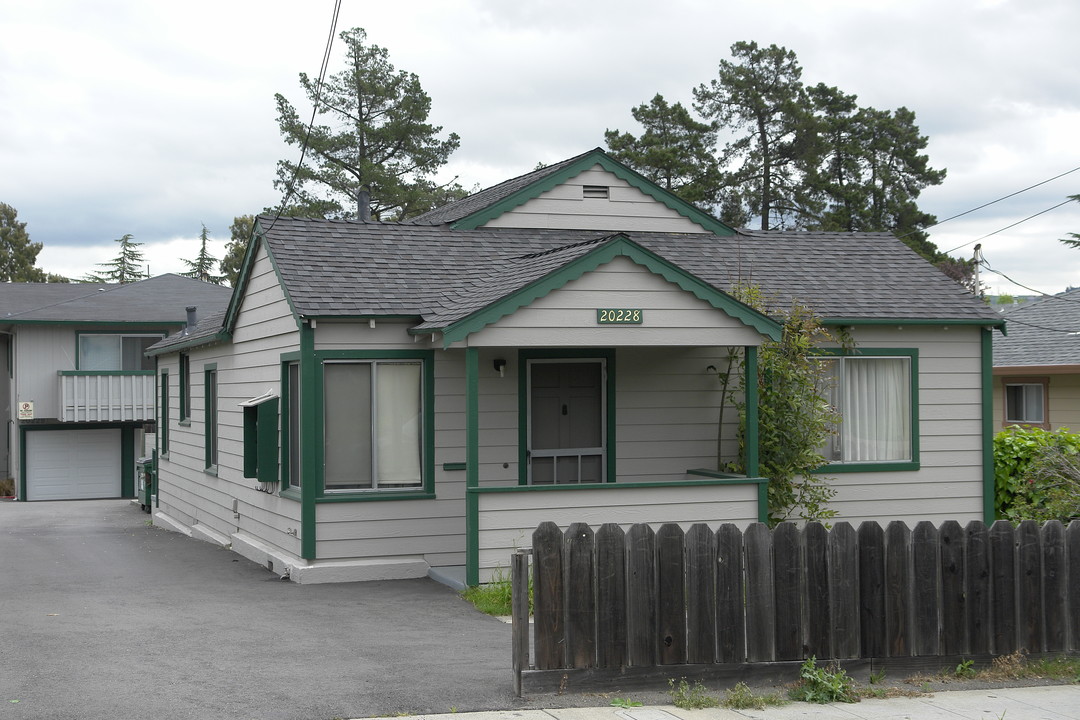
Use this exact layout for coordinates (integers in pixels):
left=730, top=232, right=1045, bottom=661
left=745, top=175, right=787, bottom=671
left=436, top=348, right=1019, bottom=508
left=0, top=500, right=516, bottom=720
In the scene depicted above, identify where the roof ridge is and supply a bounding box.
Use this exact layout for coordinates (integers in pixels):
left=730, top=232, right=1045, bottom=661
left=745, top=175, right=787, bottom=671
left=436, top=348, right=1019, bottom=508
left=3, top=283, right=113, bottom=319
left=514, top=233, right=616, bottom=260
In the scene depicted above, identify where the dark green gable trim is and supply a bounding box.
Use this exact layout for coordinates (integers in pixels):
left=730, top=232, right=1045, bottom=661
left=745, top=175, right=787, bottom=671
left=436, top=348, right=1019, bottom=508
left=430, top=235, right=781, bottom=347
left=981, top=328, right=995, bottom=523
left=465, top=348, right=480, bottom=586
left=298, top=323, right=317, bottom=559
left=823, top=317, right=1005, bottom=331
left=451, top=149, right=736, bottom=236
left=222, top=220, right=303, bottom=337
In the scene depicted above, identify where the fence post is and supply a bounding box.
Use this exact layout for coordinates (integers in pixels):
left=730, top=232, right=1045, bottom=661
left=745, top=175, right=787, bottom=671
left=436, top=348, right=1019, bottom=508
left=989, top=520, right=1017, bottom=655
left=744, top=522, right=775, bottom=662
left=1068, top=520, right=1080, bottom=652
left=685, top=524, right=716, bottom=664
left=626, top=524, right=657, bottom=667
left=939, top=520, right=966, bottom=655
left=533, top=522, right=564, bottom=669
left=565, top=523, right=596, bottom=668
left=884, top=521, right=912, bottom=657
left=511, top=548, right=531, bottom=697
left=773, top=522, right=803, bottom=661
left=912, top=521, right=941, bottom=656
left=1016, top=520, right=1042, bottom=652
left=858, top=522, right=886, bottom=659
left=803, top=522, right=831, bottom=659
left=965, top=520, right=991, bottom=655
left=1042, top=521, right=1067, bottom=652
left=657, top=524, right=686, bottom=665
left=596, top=524, right=627, bottom=668
left=829, top=522, right=859, bottom=659
left=716, top=523, right=746, bottom=663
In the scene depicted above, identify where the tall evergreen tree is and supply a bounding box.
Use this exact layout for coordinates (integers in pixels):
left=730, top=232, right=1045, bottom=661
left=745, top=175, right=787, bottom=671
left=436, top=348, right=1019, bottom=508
left=87, top=233, right=145, bottom=284
left=220, top=215, right=254, bottom=287
left=273, top=27, right=465, bottom=221
left=604, top=94, right=723, bottom=209
left=1059, top=194, right=1080, bottom=249
left=0, top=203, right=67, bottom=282
left=180, top=224, right=225, bottom=284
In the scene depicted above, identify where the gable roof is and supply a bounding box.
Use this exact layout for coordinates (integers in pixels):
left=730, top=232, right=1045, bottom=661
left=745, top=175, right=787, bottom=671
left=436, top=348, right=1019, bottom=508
left=994, top=288, right=1080, bottom=368
left=408, top=148, right=737, bottom=236
left=0, top=274, right=232, bottom=324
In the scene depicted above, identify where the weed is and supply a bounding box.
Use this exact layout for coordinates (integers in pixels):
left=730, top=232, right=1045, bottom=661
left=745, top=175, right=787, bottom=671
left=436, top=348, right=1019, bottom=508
left=721, top=682, right=786, bottom=710
left=955, top=658, right=977, bottom=678
left=609, top=698, right=643, bottom=708
left=921, top=682, right=932, bottom=693
left=668, top=678, right=719, bottom=709
left=459, top=568, right=532, bottom=616
left=869, top=668, right=886, bottom=685
left=789, top=657, right=858, bottom=704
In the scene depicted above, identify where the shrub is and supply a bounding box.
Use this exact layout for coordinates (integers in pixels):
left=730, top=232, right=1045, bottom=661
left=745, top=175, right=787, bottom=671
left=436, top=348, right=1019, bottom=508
left=789, top=657, right=857, bottom=704
left=994, top=426, right=1080, bottom=521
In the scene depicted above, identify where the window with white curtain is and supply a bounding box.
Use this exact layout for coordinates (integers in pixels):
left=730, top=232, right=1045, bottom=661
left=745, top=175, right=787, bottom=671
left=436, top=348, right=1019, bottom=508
left=820, top=355, right=913, bottom=464
left=323, top=360, right=423, bottom=491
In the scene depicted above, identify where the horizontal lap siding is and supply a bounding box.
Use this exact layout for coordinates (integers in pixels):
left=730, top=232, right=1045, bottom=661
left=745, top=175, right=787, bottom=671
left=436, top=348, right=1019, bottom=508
left=157, top=244, right=302, bottom=558
left=475, top=484, right=758, bottom=579
left=823, top=326, right=985, bottom=524
left=483, top=166, right=708, bottom=233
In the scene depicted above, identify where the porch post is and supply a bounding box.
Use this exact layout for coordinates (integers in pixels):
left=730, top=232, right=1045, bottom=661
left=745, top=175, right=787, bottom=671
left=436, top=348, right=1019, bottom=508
left=744, top=345, right=759, bottom=478
left=465, top=346, right=480, bottom=586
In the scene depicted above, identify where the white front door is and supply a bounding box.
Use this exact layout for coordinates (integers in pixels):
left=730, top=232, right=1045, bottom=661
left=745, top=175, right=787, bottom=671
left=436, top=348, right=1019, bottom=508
left=527, top=360, right=605, bottom=484
left=25, top=428, right=122, bottom=501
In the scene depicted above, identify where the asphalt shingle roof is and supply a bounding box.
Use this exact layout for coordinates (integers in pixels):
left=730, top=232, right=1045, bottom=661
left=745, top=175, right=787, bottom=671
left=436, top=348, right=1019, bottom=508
left=257, top=216, right=1000, bottom=329
left=994, top=288, right=1080, bottom=367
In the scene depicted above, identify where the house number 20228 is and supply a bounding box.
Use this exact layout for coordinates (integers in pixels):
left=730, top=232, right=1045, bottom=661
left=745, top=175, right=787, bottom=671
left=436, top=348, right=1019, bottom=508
left=596, top=308, right=643, bottom=324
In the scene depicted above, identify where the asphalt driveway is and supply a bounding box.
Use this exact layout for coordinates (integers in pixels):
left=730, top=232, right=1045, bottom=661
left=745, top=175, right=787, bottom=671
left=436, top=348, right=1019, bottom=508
left=0, top=500, right=516, bottom=720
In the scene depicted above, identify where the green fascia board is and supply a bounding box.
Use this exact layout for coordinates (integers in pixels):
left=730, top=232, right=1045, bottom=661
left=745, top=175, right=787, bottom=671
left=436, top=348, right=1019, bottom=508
left=4, top=319, right=184, bottom=327
left=223, top=220, right=302, bottom=336
left=981, top=328, right=995, bottom=523
left=450, top=149, right=736, bottom=236
left=145, top=331, right=232, bottom=357
left=436, top=235, right=782, bottom=347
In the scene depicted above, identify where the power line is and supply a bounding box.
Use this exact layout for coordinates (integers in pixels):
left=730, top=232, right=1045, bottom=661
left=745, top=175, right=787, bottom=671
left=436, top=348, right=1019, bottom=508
left=979, top=257, right=1080, bottom=305
left=944, top=198, right=1077, bottom=254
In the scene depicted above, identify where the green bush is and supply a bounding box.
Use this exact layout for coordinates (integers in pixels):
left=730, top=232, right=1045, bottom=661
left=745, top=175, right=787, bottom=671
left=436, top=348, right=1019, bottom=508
left=789, top=657, right=857, bottom=704
left=994, top=426, right=1080, bottom=521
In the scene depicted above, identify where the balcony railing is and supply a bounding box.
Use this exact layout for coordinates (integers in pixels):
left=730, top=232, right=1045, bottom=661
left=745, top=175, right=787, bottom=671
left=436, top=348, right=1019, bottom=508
left=58, top=371, right=156, bottom=422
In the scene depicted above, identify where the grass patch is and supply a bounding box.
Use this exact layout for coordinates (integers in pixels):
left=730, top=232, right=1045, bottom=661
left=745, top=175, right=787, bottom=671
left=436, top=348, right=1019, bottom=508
left=459, top=569, right=532, bottom=617
left=669, top=678, right=719, bottom=709
left=722, top=682, right=787, bottom=710
left=904, top=651, right=1080, bottom=685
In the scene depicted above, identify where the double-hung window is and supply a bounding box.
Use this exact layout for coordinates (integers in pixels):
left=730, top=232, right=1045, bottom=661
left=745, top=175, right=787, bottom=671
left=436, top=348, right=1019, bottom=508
left=818, top=351, right=917, bottom=469
left=1004, top=379, right=1047, bottom=427
left=79, top=333, right=162, bottom=371
left=204, top=366, right=218, bottom=470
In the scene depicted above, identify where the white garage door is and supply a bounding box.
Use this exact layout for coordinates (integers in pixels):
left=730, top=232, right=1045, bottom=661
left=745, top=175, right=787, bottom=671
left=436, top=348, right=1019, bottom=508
left=26, top=428, right=122, bottom=501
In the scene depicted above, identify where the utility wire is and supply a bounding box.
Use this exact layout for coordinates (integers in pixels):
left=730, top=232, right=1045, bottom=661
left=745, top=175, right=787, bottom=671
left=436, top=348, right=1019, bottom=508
left=944, top=198, right=1077, bottom=254
left=979, top=257, right=1080, bottom=305
left=260, top=0, right=343, bottom=238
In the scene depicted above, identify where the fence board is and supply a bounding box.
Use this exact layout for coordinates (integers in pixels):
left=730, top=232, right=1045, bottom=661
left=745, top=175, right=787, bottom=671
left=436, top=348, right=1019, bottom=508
left=858, top=522, right=886, bottom=658
left=744, top=523, right=775, bottom=662
left=911, top=521, right=940, bottom=656
left=626, top=524, right=657, bottom=667
left=885, top=521, right=912, bottom=657
left=565, top=523, right=596, bottom=668
left=965, top=521, right=991, bottom=655
left=990, top=520, right=1017, bottom=655
left=803, top=522, right=831, bottom=659
left=1069, top=521, right=1080, bottom=652
left=773, top=522, right=803, bottom=661
left=716, top=523, right=745, bottom=663
left=595, top=524, right=627, bottom=669
left=940, top=520, right=966, bottom=655
left=1016, top=520, right=1042, bottom=652
left=533, top=522, right=564, bottom=669
left=829, top=522, right=860, bottom=659
left=657, top=524, right=686, bottom=665
left=685, top=524, right=716, bottom=665
left=1042, top=521, right=1067, bottom=653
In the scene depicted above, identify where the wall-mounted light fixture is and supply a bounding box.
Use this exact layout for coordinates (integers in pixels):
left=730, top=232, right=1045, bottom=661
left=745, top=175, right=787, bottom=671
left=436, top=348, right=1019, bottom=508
left=706, top=365, right=717, bottom=374
left=494, top=358, right=507, bottom=377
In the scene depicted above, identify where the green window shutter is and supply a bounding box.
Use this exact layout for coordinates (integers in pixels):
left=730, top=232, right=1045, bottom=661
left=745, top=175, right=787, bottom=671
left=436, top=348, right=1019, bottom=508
left=242, top=392, right=280, bottom=483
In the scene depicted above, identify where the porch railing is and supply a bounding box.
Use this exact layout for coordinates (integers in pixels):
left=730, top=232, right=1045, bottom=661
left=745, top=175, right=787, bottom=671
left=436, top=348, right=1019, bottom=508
left=58, top=371, right=156, bottom=422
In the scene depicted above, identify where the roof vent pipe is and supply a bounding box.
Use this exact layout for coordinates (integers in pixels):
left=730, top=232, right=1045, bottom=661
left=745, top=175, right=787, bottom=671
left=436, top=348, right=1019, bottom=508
left=185, top=306, right=197, bottom=335
left=358, top=188, right=371, bottom=222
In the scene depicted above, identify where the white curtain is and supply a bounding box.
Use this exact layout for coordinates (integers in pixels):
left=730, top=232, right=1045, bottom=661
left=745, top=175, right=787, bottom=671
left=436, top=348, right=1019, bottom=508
left=843, top=357, right=910, bottom=462
left=375, top=362, right=422, bottom=487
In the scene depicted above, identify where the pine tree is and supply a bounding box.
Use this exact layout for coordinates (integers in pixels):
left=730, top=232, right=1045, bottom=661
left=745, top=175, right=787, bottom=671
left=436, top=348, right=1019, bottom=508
left=220, top=215, right=254, bottom=287
left=180, top=224, right=225, bottom=284
left=0, top=203, right=67, bottom=282
left=87, top=233, right=145, bottom=284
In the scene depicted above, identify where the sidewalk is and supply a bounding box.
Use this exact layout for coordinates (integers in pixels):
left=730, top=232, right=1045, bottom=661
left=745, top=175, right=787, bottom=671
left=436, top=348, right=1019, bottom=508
left=354, top=685, right=1080, bottom=720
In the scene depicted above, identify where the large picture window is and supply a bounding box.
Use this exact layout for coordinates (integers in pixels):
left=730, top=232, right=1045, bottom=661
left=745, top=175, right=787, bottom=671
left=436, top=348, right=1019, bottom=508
left=79, top=333, right=162, bottom=371
left=322, top=359, right=424, bottom=492
left=819, top=353, right=916, bottom=467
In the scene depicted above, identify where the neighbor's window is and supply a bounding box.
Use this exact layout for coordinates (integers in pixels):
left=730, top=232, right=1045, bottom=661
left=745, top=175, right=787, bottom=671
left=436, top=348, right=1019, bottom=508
left=79, top=333, right=163, bottom=371
left=323, top=360, right=423, bottom=491
left=1004, top=381, right=1046, bottom=426
left=820, top=355, right=913, bottom=464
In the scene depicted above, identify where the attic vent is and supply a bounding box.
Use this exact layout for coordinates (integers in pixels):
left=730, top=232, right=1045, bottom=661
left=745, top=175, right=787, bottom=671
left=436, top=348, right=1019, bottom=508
left=583, top=185, right=609, bottom=199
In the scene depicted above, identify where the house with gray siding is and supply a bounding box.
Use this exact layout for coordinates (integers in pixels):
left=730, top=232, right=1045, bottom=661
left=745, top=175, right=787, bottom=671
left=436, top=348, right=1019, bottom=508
left=0, top=275, right=231, bottom=501
left=147, top=148, right=1004, bottom=586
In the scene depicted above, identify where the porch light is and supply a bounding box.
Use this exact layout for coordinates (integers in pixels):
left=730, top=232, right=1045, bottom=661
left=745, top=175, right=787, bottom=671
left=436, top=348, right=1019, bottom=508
left=494, top=358, right=507, bottom=377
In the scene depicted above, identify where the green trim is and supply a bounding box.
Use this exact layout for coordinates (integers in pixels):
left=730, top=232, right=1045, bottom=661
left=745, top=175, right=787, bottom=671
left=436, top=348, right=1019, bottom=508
left=517, top=349, right=617, bottom=486
left=160, top=370, right=169, bottom=455
left=443, top=462, right=466, bottom=471
left=179, top=353, right=190, bottom=422
left=308, top=349, right=436, bottom=501
left=223, top=224, right=303, bottom=336
left=823, top=317, right=1005, bottom=330
left=59, top=370, right=155, bottom=376
left=811, top=347, right=921, bottom=473
left=203, top=363, right=218, bottom=470
left=470, top=477, right=765, bottom=494
left=299, top=322, right=317, bottom=559
left=280, top=354, right=299, bottom=491
left=744, top=346, right=759, bottom=478
left=121, top=426, right=135, bottom=497
left=465, top=347, right=480, bottom=587
left=145, top=330, right=232, bottom=357
left=981, top=328, right=996, bottom=523
left=433, top=235, right=781, bottom=347
left=74, top=330, right=166, bottom=368
left=3, top=319, right=184, bottom=327
left=316, top=491, right=435, bottom=503
left=451, top=149, right=737, bottom=236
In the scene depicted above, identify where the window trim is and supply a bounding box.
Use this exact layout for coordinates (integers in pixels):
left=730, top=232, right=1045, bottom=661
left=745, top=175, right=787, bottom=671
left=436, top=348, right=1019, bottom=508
left=280, top=353, right=301, bottom=497
left=312, top=349, right=435, bottom=502
left=160, top=370, right=169, bottom=456
left=76, top=331, right=164, bottom=371
left=178, top=353, right=191, bottom=424
left=203, top=363, right=218, bottom=473
left=1002, top=376, right=1049, bottom=429
left=812, top=348, right=920, bottom=474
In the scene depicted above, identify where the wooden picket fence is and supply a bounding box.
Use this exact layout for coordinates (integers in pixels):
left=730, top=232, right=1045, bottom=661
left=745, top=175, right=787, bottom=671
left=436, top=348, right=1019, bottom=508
left=510, top=519, right=1080, bottom=695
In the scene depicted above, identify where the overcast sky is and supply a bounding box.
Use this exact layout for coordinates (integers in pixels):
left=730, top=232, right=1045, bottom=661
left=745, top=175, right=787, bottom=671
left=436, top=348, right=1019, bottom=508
left=3, top=0, right=1078, bottom=295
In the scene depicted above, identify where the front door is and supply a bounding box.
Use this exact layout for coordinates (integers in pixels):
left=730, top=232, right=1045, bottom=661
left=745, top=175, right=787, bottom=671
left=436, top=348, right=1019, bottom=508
left=527, top=360, right=605, bottom=484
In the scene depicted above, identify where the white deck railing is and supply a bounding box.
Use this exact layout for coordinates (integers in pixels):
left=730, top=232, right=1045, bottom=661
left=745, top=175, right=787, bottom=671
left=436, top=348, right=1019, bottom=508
left=58, top=371, right=156, bottom=422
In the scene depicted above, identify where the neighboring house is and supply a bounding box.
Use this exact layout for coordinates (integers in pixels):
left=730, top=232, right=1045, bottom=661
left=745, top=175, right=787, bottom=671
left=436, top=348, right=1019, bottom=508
left=1, top=275, right=231, bottom=501
left=993, top=287, right=1080, bottom=431
left=148, top=148, right=1004, bottom=586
